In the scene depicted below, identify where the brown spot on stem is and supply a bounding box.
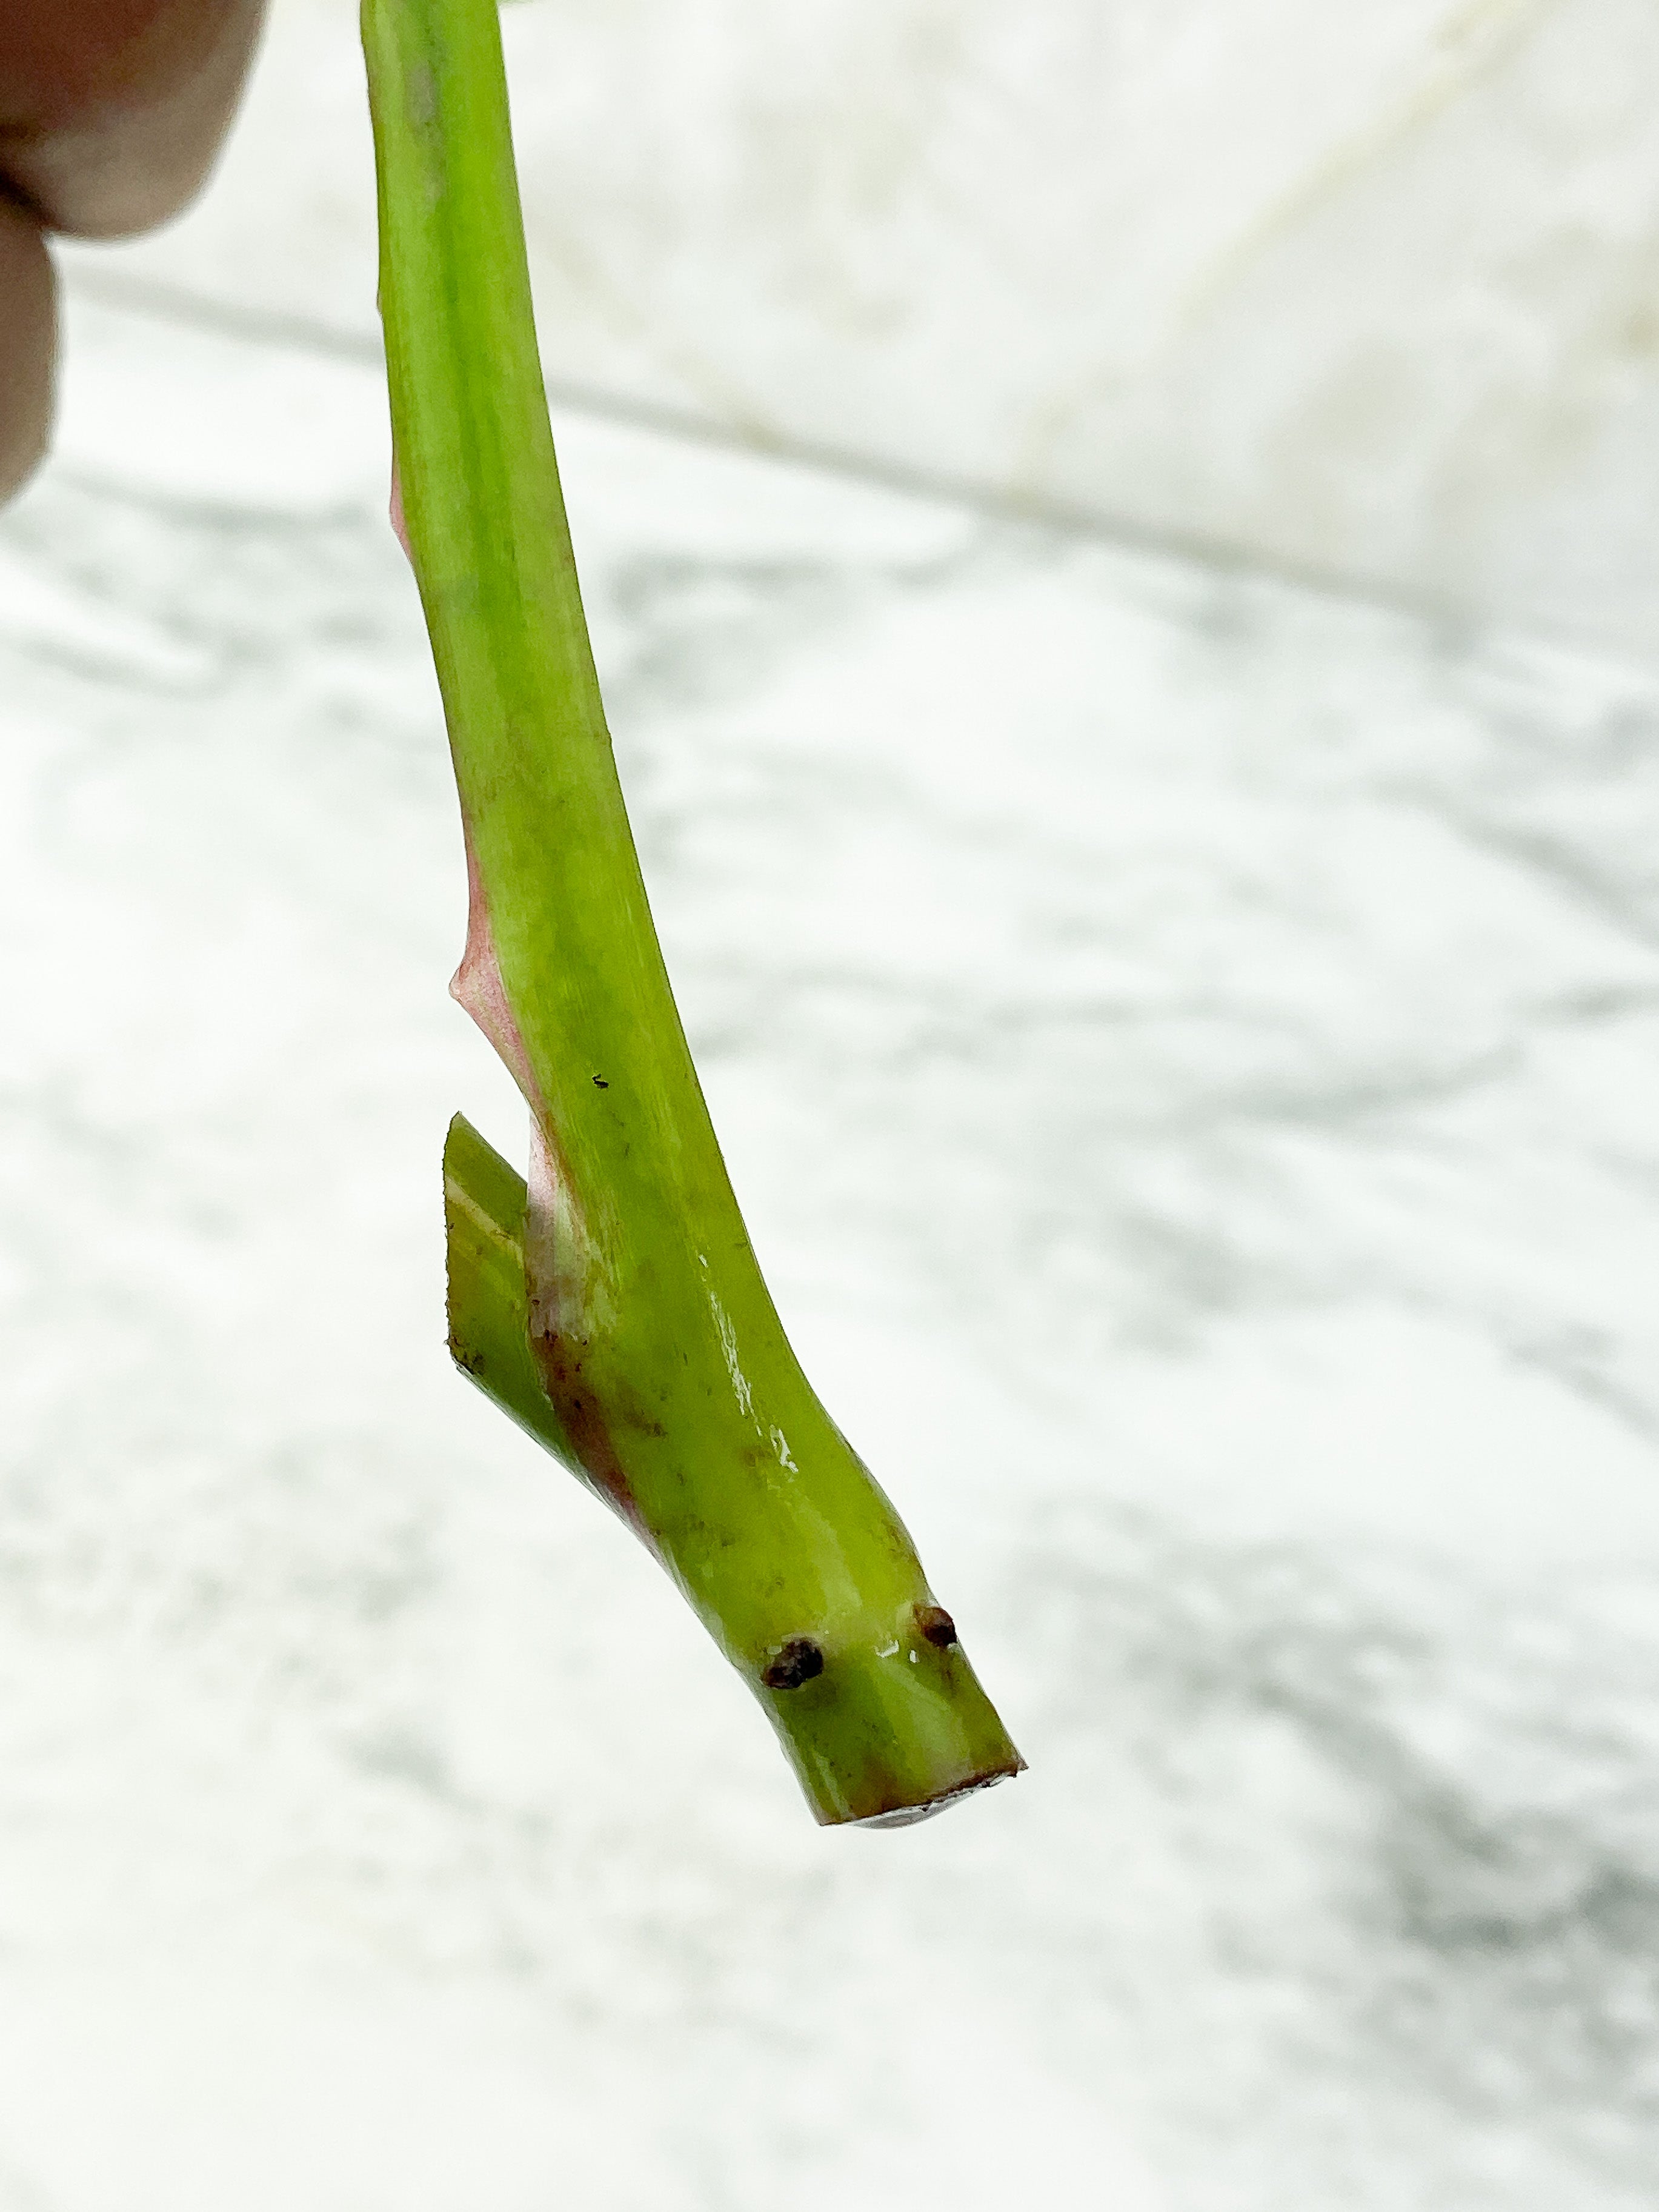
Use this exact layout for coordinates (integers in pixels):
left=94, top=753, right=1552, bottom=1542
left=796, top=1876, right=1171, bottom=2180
left=916, top=1606, right=957, bottom=1649
left=539, top=1358, right=656, bottom=1551
left=761, top=1637, right=825, bottom=1691
left=517, top=1115, right=657, bottom=1547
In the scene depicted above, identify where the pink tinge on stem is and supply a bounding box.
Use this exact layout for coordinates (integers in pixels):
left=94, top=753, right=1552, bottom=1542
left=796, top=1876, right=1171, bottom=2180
left=450, top=826, right=542, bottom=1109
left=389, top=459, right=413, bottom=562
left=389, top=452, right=538, bottom=1111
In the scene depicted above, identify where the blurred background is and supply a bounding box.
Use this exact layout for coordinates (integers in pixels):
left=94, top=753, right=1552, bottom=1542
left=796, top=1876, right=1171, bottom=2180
left=4, top=1, right=1659, bottom=2205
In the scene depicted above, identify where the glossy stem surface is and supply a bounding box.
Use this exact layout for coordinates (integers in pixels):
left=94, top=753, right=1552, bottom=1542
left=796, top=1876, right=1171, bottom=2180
left=364, top=0, right=1023, bottom=1824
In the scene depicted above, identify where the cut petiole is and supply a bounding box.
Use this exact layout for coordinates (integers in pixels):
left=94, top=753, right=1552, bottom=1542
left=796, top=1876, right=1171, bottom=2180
left=364, top=0, right=1023, bottom=1825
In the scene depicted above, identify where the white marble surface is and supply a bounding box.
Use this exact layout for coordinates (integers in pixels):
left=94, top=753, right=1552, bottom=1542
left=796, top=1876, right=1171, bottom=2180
left=64, top=0, right=1659, bottom=659
left=2, top=285, right=1659, bottom=2208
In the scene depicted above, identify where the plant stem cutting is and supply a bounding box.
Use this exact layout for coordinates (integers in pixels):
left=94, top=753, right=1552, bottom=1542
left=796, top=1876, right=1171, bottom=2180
left=361, top=0, right=1023, bottom=1826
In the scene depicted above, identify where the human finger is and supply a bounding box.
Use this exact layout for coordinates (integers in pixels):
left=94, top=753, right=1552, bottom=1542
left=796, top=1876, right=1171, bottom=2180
left=0, top=191, right=55, bottom=497
left=0, top=0, right=265, bottom=239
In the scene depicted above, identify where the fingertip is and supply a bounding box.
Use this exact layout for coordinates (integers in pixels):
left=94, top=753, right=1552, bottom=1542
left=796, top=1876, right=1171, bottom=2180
left=0, top=196, right=57, bottom=501
left=0, top=0, right=267, bottom=240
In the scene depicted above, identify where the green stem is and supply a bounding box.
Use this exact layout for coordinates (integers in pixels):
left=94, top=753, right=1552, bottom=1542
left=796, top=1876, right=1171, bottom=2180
left=364, top=0, right=1023, bottom=1825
